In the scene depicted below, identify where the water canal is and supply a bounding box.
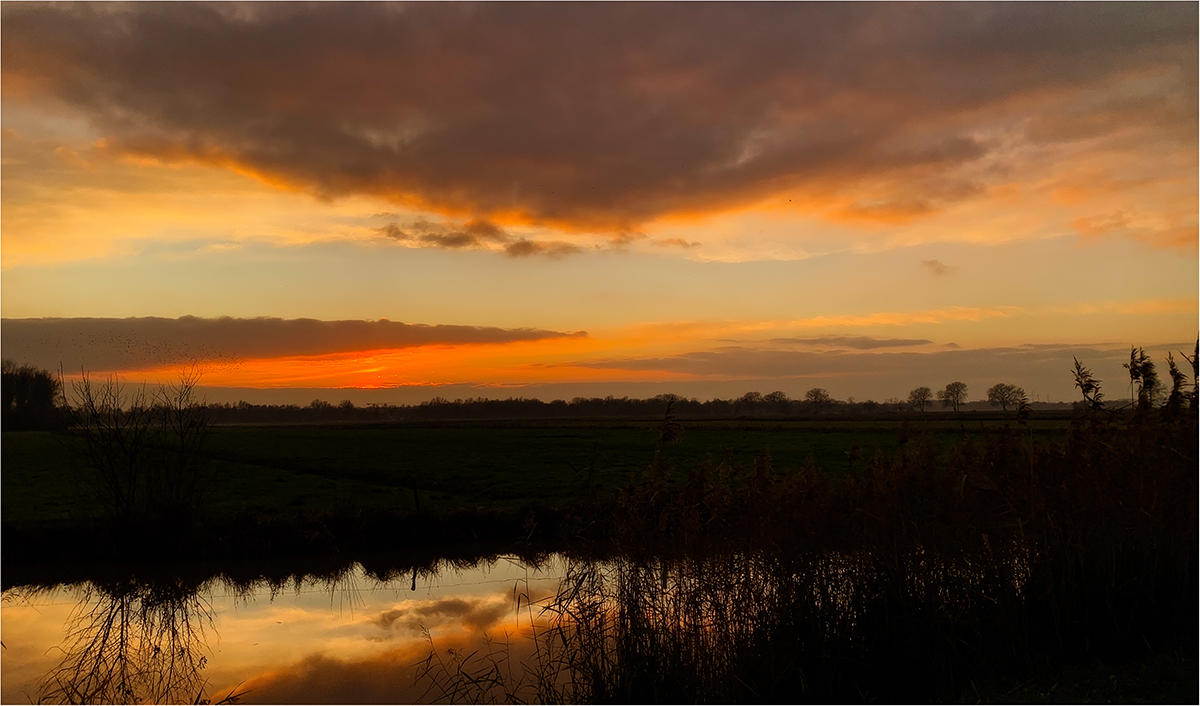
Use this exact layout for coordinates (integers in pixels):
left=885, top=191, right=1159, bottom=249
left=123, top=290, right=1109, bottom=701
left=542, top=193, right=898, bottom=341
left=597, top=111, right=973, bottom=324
left=2, top=557, right=568, bottom=704
left=1, top=546, right=1041, bottom=704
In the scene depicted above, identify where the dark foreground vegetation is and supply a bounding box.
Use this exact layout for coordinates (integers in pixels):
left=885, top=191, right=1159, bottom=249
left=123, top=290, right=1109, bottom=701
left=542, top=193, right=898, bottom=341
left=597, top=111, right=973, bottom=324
left=2, top=345, right=1197, bottom=703
left=6, top=394, right=1196, bottom=703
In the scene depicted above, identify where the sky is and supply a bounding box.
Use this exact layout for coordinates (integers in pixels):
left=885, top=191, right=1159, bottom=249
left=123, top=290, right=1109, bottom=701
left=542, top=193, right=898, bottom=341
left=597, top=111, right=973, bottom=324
left=2, top=3, right=1196, bottom=404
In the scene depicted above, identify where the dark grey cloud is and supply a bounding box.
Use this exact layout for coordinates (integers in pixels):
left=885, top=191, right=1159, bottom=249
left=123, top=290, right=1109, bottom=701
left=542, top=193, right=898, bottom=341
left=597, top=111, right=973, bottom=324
left=378, top=217, right=581, bottom=257
left=921, top=259, right=955, bottom=276
left=2, top=3, right=1193, bottom=230
left=503, top=239, right=582, bottom=259
left=1, top=316, right=585, bottom=372
left=770, top=336, right=933, bottom=350
left=378, top=217, right=509, bottom=250
left=653, top=238, right=701, bottom=249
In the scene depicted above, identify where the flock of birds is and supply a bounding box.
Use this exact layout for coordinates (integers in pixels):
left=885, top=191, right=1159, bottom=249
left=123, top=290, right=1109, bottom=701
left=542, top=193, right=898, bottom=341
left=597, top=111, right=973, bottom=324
left=5, top=324, right=244, bottom=375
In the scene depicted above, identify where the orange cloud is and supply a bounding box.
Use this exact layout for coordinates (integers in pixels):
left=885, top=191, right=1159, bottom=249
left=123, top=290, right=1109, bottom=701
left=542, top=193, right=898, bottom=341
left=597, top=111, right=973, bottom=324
left=3, top=3, right=1193, bottom=236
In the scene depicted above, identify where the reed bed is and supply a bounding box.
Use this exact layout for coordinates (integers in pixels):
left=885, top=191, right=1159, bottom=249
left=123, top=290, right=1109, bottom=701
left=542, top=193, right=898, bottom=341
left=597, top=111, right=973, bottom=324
left=420, top=407, right=1197, bottom=702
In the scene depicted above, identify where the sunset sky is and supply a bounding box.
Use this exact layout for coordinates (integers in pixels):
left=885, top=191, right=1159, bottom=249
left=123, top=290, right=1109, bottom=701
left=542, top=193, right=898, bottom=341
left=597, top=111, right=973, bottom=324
left=2, top=3, right=1196, bottom=404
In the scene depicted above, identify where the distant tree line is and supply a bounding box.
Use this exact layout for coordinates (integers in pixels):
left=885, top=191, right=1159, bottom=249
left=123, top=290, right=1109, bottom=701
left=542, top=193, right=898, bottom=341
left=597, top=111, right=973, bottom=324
left=14, top=356, right=1191, bottom=429
left=199, top=387, right=1073, bottom=424
left=200, top=391, right=918, bottom=424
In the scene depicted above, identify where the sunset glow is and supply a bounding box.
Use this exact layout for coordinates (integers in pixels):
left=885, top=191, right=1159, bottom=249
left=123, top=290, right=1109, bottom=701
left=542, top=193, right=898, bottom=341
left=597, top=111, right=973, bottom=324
left=2, top=3, right=1195, bottom=403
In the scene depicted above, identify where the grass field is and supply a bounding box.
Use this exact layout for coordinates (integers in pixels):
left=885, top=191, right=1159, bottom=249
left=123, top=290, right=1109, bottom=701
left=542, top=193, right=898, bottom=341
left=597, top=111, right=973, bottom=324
left=1, top=417, right=1069, bottom=523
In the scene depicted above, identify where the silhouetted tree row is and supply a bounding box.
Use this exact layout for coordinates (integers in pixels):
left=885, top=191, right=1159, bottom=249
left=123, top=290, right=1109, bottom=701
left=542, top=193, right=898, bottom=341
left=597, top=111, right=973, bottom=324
left=0, top=361, right=1116, bottom=428
left=201, top=389, right=1074, bottom=424
left=199, top=391, right=918, bottom=423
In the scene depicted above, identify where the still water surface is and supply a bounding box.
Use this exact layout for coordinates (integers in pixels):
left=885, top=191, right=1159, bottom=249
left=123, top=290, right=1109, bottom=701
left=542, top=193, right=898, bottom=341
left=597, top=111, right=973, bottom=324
left=2, top=557, right=567, bottom=704
left=3, top=548, right=1030, bottom=703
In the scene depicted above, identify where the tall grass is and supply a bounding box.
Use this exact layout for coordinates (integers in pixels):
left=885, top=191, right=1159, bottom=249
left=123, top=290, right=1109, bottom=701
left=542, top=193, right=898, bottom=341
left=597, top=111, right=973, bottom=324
left=420, top=402, right=1196, bottom=702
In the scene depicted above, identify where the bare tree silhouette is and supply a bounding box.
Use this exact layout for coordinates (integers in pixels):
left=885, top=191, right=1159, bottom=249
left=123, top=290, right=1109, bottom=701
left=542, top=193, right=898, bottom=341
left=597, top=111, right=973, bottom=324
left=69, top=369, right=213, bottom=525
left=986, top=383, right=1024, bottom=412
left=907, top=386, right=933, bottom=413
left=936, top=382, right=968, bottom=413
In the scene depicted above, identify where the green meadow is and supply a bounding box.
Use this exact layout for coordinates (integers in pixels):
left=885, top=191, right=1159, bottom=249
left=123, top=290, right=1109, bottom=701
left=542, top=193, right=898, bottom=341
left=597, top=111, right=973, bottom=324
left=2, top=417, right=1070, bottom=523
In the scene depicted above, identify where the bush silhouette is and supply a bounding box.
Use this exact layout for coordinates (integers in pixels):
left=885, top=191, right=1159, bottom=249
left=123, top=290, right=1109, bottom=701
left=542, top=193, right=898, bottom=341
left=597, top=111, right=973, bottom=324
left=2, top=359, right=64, bottom=430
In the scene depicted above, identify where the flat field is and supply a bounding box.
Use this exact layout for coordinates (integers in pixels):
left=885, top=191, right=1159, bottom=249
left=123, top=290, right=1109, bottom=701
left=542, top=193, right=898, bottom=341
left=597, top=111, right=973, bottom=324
left=1, top=417, right=1070, bottom=523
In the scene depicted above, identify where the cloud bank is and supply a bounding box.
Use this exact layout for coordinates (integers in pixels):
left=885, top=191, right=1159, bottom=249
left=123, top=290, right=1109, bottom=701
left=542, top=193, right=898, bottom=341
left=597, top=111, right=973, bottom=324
left=3, top=3, right=1194, bottom=234
left=566, top=343, right=1130, bottom=379
left=1, top=316, right=584, bottom=373
left=554, top=341, right=1194, bottom=402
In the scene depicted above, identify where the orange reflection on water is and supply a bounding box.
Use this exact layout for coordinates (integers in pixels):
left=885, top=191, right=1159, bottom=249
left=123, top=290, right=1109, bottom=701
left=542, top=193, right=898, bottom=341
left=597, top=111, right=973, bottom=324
left=0, top=560, right=566, bottom=706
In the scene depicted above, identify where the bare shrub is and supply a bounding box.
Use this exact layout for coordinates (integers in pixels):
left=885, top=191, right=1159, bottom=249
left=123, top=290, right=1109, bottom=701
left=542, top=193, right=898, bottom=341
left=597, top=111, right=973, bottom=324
left=68, top=369, right=213, bottom=525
